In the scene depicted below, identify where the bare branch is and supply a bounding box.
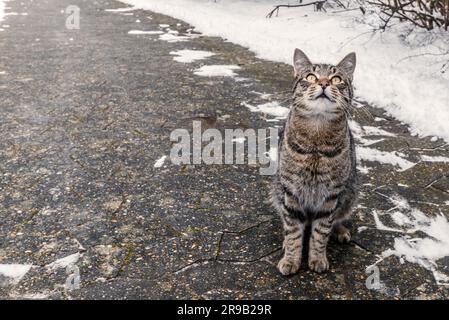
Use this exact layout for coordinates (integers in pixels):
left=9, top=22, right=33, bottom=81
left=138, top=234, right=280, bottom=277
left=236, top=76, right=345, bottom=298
left=266, top=1, right=328, bottom=18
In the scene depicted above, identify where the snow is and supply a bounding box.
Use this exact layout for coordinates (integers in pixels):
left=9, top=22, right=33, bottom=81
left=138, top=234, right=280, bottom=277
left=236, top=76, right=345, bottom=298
left=347, top=120, right=415, bottom=171
left=118, top=0, right=449, bottom=142
left=154, top=155, right=167, bottom=168
left=370, top=193, right=449, bottom=285
left=361, top=126, right=396, bottom=137
left=0, top=264, right=32, bottom=284
left=421, top=155, right=449, bottom=163
left=267, top=146, right=278, bottom=162
left=128, top=30, right=164, bottom=35
left=45, top=253, right=80, bottom=270
left=0, top=0, right=7, bottom=24
left=170, top=49, right=215, bottom=63
left=356, top=147, right=415, bottom=172
left=358, top=226, right=368, bottom=233
left=193, top=65, right=241, bottom=77
left=357, top=165, right=370, bottom=174
left=251, top=91, right=272, bottom=100
left=241, top=101, right=289, bottom=119
left=9, top=292, right=50, bottom=299
left=349, top=120, right=385, bottom=146
left=105, top=7, right=136, bottom=12
left=159, top=33, right=191, bottom=43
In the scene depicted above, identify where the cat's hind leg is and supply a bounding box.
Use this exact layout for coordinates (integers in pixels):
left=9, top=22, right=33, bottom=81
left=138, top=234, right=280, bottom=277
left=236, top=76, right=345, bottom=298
left=332, top=220, right=351, bottom=244
left=331, top=190, right=355, bottom=244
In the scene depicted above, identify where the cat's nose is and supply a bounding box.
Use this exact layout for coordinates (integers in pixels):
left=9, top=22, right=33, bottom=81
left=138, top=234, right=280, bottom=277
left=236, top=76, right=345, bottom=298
left=318, top=77, right=330, bottom=88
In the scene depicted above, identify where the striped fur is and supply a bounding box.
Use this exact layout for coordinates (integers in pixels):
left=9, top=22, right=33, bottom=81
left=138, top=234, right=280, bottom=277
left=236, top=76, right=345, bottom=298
left=272, top=49, right=358, bottom=275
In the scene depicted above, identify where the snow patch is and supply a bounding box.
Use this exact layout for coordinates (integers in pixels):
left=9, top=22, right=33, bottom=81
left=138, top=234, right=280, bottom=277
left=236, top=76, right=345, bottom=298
left=349, top=120, right=387, bottom=146
left=128, top=30, right=164, bottom=35
left=105, top=7, right=136, bottom=12
left=194, top=65, right=240, bottom=77
left=45, top=253, right=80, bottom=270
left=267, top=146, right=278, bottom=163
left=159, top=33, right=190, bottom=43
left=421, top=155, right=449, bottom=163
left=358, top=226, right=368, bottom=233
left=373, top=193, right=449, bottom=285
left=154, top=155, right=167, bottom=168
left=0, top=0, right=5, bottom=24
left=118, top=0, right=449, bottom=142
left=241, top=101, right=289, bottom=119
left=362, top=126, right=396, bottom=137
left=170, top=49, right=215, bottom=63
left=356, top=147, right=416, bottom=172
left=0, top=264, right=32, bottom=284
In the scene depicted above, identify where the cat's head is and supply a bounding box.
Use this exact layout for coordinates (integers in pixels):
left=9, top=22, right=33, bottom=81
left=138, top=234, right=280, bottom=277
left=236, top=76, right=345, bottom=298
left=292, top=48, right=356, bottom=116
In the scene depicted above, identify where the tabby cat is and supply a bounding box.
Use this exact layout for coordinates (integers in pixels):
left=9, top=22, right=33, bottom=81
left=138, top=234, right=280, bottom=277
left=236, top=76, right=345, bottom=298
left=271, top=49, right=358, bottom=275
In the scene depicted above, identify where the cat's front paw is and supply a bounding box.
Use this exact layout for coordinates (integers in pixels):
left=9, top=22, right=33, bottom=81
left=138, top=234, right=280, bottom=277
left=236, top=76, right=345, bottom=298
left=308, top=256, right=329, bottom=273
left=277, top=256, right=300, bottom=276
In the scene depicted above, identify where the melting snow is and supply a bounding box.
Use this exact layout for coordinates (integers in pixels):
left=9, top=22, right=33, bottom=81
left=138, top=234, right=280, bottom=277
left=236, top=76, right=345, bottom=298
left=362, top=126, right=396, bottom=137
left=349, top=120, right=386, bottom=146
left=0, top=0, right=5, bottom=24
left=105, top=7, right=136, bottom=12
left=372, top=193, right=449, bottom=285
left=118, top=0, right=449, bottom=142
left=267, top=146, right=278, bottom=162
left=128, top=30, right=164, bottom=35
left=158, top=33, right=190, bottom=42
left=193, top=65, right=240, bottom=77
left=45, top=253, right=80, bottom=270
left=170, top=49, right=215, bottom=63
left=154, top=155, right=167, bottom=168
left=421, top=155, right=449, bottom=163
left=356, top=147, right=416, bottom=172
left=241, top=101, right=289, bottom=119
left=0, top=264, right=32, bottom=284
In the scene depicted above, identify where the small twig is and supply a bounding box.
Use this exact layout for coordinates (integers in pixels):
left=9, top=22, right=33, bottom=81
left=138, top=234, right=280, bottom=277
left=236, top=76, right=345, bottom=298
left=396, top=51, right=449, bottom=64
left=266, top=1, right=328, bottom=18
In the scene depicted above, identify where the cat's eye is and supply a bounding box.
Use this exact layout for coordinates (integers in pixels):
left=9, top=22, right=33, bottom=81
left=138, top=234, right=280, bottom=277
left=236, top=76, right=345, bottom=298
left=331, top=76, right=342, bottom=85
left=305, top=74, right=317, bottom=82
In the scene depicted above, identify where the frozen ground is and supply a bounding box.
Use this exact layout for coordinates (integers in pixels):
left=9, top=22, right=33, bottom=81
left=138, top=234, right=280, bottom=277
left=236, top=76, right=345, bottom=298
left=120, top=0, right=449, bottom=142
left=0, top=0, right=449, bottom=299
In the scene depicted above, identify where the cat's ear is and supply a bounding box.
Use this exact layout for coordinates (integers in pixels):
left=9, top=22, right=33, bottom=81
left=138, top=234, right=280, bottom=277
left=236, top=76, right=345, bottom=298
left=293, top=48, right=312, bottom=77
left=337, top=52, right=356, bottom=78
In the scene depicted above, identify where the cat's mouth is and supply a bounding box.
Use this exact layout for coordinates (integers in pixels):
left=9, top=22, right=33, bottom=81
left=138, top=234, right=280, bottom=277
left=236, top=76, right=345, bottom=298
left=316, top=92, right=331, bottom=101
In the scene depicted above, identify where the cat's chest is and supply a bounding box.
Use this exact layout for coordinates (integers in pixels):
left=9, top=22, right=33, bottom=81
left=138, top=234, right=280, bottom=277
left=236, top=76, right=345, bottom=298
left=281, top=147, right=341, bottom=173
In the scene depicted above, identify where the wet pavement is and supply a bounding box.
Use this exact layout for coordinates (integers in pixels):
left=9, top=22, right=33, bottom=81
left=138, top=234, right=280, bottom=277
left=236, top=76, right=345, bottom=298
left=0, top=0, right=448, bottom=299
